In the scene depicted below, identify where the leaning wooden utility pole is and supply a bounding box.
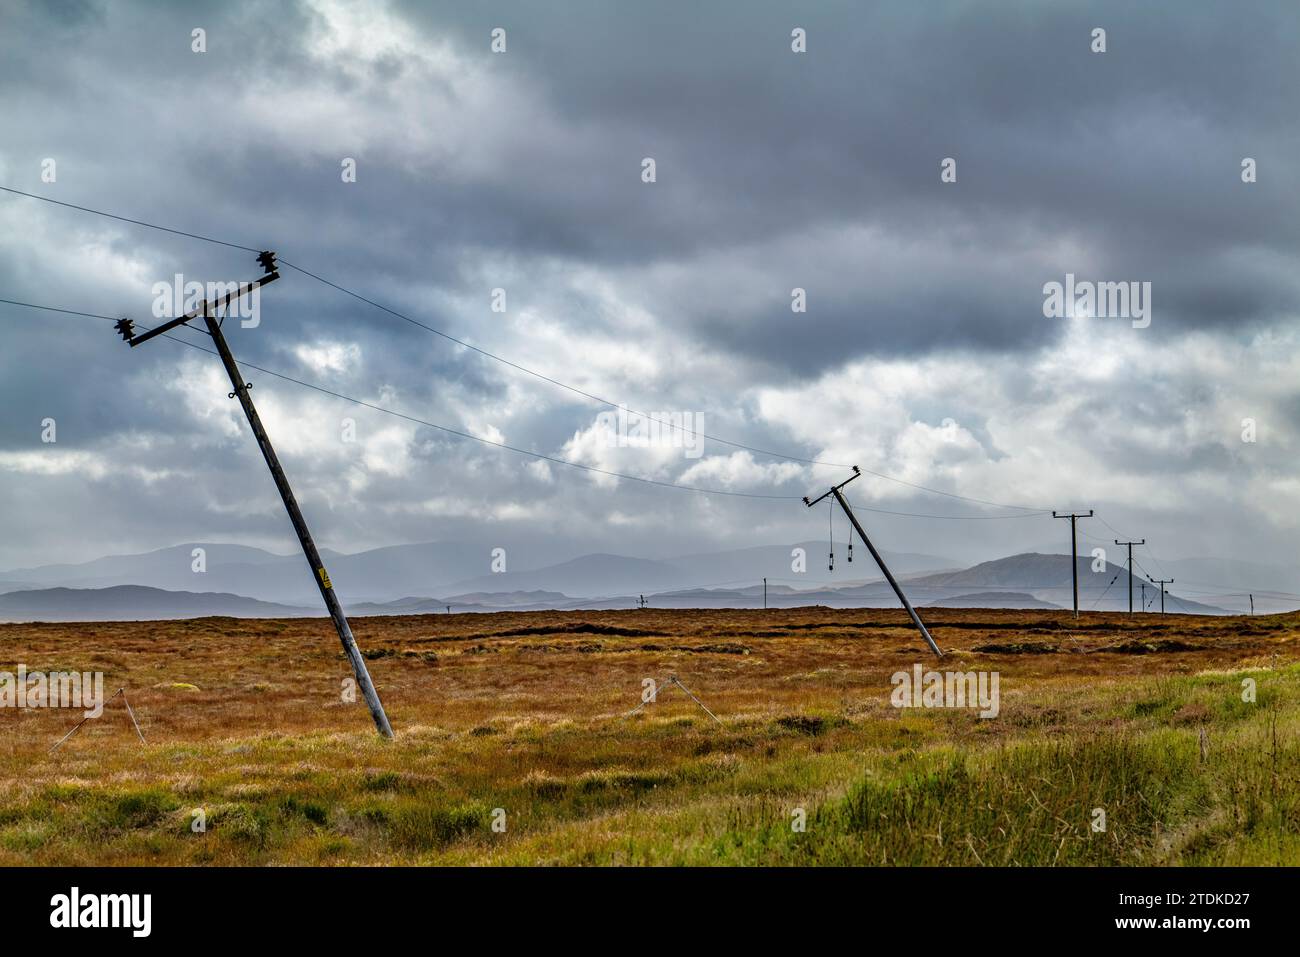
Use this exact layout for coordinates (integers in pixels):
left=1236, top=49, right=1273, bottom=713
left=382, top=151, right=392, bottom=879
left=804, top=467, right=942, bottom=657
left=115, top=251, right=394, bottom=738
left=1052, top=510, right=1093, bottom=618
left=1114, top=538, right=1145, bottom=615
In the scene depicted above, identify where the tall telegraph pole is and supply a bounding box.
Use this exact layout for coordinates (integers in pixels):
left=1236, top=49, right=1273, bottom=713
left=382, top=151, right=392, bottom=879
left=1114, top=538, right=1145, bottom=615
left=1053, top=510, right=1093, bottom=618
left=115, top=252, right=394, bottom=738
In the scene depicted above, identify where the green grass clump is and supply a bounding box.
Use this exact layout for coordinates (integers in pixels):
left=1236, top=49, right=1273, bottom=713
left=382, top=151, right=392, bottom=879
left=386, top=802, right=484, bottom=851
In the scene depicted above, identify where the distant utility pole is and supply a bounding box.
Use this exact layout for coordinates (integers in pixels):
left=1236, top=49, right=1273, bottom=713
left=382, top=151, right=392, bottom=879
left=1114, top=538, right=1145, bottom=615
left=1148, top=576, right=1174, bottom=615
left=1140, top=582, right=1147, bottom=612
left=763, top=577, right=767, bottom=610
left=115, top=252, right=394, bottom=739
left=804, top=467, right=941, bottom=657
left=1249, top=594, right=1254, bottom=616
left=1052, top=510, right=1093, bottom=618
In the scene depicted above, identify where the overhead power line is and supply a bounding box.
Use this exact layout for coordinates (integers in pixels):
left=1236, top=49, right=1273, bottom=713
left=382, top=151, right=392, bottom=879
left=0, top=297, right=790, bottom=500
left=0, top=185, right=259, bottom=253
left=4, top=295, right=1061, bottom=518
left=277, top=260, right=844, bottom=468
left=0, top=184, right=1056, bottom=514
left=0, top=299, right=118, bottom=322
left=283, top=258, right=1052, bottom=512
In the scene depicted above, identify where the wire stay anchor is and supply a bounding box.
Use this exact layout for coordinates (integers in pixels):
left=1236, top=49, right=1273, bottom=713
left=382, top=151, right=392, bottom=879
left=49, top=687, right=146, bottom=753
left=624, top=674, right=723, bottom=726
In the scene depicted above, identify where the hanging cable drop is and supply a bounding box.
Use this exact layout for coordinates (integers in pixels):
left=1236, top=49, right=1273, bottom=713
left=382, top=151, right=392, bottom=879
left=828, top=499, right=835, bottom=572
left=845, top=494, right=855, bottom=563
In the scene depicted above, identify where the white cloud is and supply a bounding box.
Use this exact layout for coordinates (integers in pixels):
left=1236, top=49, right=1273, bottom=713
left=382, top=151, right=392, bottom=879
left=294, top=341, right=361, bottom=375
left=678, top=452, right=805, bottom=491
left=757, top=320, right=1300, bottom=530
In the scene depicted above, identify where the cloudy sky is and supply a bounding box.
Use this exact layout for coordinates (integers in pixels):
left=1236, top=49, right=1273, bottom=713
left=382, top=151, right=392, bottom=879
left=1, top=0, right=1298, bottom=578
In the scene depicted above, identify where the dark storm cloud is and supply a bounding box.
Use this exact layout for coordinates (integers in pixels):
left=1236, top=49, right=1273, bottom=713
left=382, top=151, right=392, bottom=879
left=11, top=1, right=1298, bottom=365
left=386, top=0, right=1300, bottom=357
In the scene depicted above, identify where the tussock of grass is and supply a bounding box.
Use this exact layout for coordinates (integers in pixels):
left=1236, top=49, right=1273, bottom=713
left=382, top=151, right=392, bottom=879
left=386, top=802, right=483, bottom=851
left=774, top=714, right=847, bottom=736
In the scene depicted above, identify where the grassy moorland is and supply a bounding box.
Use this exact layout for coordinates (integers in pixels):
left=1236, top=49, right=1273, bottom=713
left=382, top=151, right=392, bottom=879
left=0, top=608, right=1296, bottom=865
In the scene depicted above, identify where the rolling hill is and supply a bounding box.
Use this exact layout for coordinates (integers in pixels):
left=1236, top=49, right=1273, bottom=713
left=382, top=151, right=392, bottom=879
left=0, top=585, right=313, bottom=622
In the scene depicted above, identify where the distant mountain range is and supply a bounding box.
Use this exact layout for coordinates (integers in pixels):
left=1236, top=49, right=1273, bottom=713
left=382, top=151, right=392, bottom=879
left=0, top=547, right=1275, bottom=622
left=0, top=540, right=955, bottom=605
